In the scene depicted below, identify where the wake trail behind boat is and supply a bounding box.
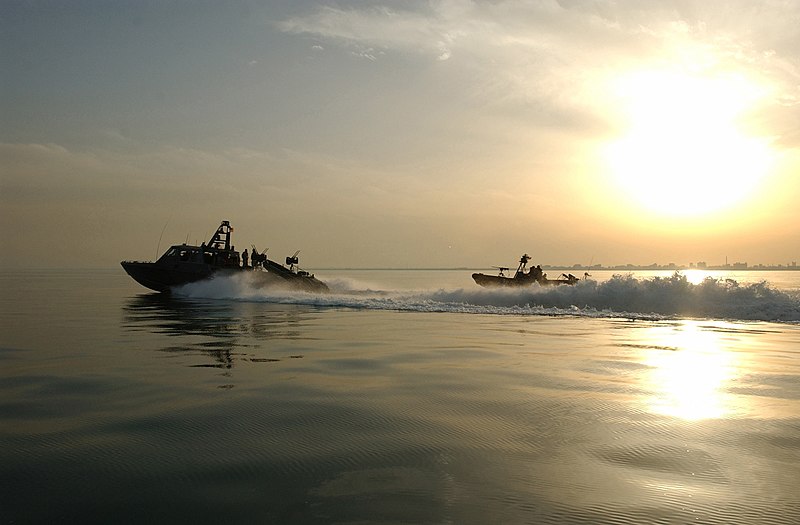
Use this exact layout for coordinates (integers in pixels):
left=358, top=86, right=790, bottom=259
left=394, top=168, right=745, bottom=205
left=174, top=272, right=800, bottom=323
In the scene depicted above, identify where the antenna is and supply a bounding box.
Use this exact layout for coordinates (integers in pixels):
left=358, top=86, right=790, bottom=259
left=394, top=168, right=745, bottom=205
left=155, top=216, right=171, bottom=260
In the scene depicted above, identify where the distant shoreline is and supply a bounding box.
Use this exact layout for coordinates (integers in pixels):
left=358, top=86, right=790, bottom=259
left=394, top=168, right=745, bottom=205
left=545, top=265, right=800, bottom=272
left=1, top=266, right=798, bottom=272
left=316, top=266, right=800, bottom=272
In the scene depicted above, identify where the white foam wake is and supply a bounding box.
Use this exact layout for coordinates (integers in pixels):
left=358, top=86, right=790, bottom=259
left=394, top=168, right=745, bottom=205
left=174, top=272, right=800, bottom=323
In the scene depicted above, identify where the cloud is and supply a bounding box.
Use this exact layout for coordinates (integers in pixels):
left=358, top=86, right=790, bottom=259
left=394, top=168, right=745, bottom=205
left=279, top=4, right=458, bottom=60
left=277, top=1, right=800, bottom=144
left=349, top=47, right=383, bottom=61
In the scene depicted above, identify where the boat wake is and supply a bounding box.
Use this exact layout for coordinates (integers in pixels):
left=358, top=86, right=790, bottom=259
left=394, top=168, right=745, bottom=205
left=174, top=272, right=800, bottom=323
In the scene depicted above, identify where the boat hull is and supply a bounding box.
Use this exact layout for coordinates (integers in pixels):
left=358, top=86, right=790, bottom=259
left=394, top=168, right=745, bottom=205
left=121, top=261, right=214, bottom=292
left=472, top=272, right=576, bottom=287
left=121, top=261, right=328, bottom=293
left=257, top=264, right=329, bottom=293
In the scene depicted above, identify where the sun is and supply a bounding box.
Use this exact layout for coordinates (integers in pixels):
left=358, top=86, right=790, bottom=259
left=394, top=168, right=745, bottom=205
left=602, top=69, right=774, bottom=218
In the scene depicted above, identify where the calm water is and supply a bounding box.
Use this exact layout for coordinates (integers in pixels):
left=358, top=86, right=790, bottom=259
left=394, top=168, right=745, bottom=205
left=1, top=268, right=799, bottom=524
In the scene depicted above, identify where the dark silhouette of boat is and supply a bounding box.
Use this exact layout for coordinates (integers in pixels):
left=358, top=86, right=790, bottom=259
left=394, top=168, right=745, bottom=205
left=121, top=221, right=329, bottom=293
left=472, top=254, right=582, bottom=287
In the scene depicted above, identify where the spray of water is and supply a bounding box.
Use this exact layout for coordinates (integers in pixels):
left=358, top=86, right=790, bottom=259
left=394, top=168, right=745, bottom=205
left=174, top=272, right=800, bottom=323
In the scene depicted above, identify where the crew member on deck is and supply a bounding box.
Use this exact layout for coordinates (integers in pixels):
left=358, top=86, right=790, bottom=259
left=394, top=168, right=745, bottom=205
left=242, top=248, right=249, bottom=269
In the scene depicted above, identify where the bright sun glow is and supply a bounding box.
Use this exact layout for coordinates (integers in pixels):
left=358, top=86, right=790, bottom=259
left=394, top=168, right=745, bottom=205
left=603, top=69, right=774, bottom=218
left=641, top=321, right=742, bottom=420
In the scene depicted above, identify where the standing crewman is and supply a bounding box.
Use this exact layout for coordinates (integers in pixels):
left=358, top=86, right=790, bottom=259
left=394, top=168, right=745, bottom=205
left=242, top=248, right=249, bottom=269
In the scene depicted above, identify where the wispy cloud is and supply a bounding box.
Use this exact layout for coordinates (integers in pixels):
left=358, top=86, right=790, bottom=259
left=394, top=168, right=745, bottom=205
left=277, top=0, right=800, bottom=142
left=279, top=5, right=459, bottom=60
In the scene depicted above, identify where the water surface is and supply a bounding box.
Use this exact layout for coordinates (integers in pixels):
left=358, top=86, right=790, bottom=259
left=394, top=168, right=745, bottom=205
left=1, top=269, right=799, bottom=523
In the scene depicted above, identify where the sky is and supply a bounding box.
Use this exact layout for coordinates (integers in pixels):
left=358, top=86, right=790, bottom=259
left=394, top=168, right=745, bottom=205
left=2, top=0, right=799, bottom=269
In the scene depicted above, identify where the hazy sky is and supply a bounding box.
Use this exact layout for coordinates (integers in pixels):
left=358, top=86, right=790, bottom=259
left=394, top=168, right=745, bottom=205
left=2, top=0, right=799, bottom=269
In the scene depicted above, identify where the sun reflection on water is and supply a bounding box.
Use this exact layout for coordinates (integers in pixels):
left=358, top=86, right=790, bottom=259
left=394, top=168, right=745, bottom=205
left=640, top=321, right=740, bottom=420
left=681, top=269, right=711, bottom=285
